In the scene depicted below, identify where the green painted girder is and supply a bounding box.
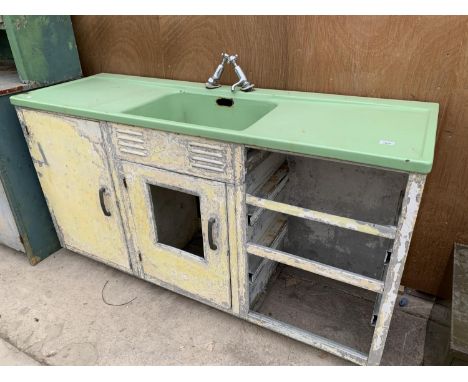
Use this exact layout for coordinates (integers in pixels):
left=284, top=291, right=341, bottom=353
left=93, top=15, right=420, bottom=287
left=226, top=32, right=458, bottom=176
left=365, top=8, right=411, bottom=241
left=3, top=15, right=82, bottom=85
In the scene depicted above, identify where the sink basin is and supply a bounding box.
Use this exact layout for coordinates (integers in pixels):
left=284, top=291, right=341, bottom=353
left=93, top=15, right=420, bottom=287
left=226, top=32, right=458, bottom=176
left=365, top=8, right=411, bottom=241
left=123, top=92, right=277, bottom=131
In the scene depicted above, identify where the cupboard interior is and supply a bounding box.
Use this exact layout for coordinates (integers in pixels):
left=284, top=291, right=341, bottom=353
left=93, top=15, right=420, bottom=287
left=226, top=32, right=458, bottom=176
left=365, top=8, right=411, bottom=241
left=149, top=184, right=204, bottom=259
left=245, top=147, right=409, bottom=345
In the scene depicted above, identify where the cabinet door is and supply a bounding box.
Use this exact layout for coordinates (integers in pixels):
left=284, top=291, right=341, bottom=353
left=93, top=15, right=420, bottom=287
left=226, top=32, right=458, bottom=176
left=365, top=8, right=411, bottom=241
left=122, top=162, right=231, bottom=308
left=20, top=110, right=130, bottom=269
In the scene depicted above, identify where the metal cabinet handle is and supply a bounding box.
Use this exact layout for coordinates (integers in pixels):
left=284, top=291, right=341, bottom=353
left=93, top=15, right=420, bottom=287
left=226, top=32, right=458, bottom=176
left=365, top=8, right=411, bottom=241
left=208, top=217, right=218, bottom=251
left=99, top=187, right=111, bottom=217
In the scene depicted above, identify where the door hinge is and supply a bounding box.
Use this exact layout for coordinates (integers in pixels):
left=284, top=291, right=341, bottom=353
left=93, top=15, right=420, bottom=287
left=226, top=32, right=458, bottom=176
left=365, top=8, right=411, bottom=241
left=122, top=177, right=128, bottom=189
left=138, top=252, right=142, bottom=262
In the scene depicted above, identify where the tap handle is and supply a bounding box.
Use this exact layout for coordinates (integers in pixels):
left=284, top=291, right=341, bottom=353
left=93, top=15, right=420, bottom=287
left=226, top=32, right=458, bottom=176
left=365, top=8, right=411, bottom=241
left=220, top=53, right=229, bottom=64
left=228, top=54, right=239, bottom=66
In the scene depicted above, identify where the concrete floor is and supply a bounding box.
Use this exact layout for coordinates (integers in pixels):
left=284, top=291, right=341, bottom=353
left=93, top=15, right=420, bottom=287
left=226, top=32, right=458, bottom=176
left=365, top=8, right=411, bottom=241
left=0, top=338, right=40, bottom=365
left=0, top=244, right=434, bottom=365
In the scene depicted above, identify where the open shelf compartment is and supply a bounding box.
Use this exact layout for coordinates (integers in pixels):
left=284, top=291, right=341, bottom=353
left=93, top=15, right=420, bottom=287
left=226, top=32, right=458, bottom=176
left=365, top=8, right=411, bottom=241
left=242, top=147, right=425, bottom=365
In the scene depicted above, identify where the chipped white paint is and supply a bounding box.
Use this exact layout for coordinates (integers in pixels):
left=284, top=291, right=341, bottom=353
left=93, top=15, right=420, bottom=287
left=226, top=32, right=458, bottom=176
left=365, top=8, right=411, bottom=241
left=248, top=164, right=288, bottom=227
left=247, top=243, right=384, bottom=293
left=109, top=123, right=239, bottom=183
left=0, top=179, right=24, bottom=252
left=247, top=312, right=368, bottom=365
left=116, top=128, right=148, bottom=157
left=188, top=141, right=226, bottom=172
left=246, top=194, right=397, bottom=239
left=117, top=131, right=145, bottom=144
left=248, top=217, right=286, bottom=304
left=246, top=152, right=285, bottom=194
left=241, top=148, right=427, bottom=365
left=101, top=122, right=144, bottom=277
left=226, top=184, right=241, bottom=315
left=233, top=184, right=250, bottom=317
left=367, top=173, right=426, bottom=366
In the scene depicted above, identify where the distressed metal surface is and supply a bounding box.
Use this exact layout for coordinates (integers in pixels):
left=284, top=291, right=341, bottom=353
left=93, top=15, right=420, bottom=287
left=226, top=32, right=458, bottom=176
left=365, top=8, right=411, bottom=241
left=371, top=192, right=404, bottom=325
left=246, top=151, right=287, bottom=302
left=246, top=152, right=286, bottom=194
left=109, top=123, right=239, bottom=183
left=247, top=312, right=368, bottom=365
left=248, top=216, right=286, bottom=304
left=247, top=243, right=384, bottom=293
left=188, top=141, right=227, bottom=172
left=233, top=183, right=250, bottom=317
left=116, top=128, right=148, bottom=157
left=100, top=122, right=144, bottom=277
left=285, top=156, right=408, bottom=279
left=19, top=109, right=130, bottom=269
left=246, top=194, right=397, bottom=239
left=247, top=165, right=288, bottom=227
left=3, top=16, right=81, bottom=85
left=121, top=161, right=232, bottom=308
left=367, top=173, right=426, bottom=365
left=249, top=213, right=286, bottom=280
left=227, top=185, right=241, bottom=315
left=0, top=178, right=24, bottom=252
left=13, top=103, right=427, bottom=365
left=239, top=149, right=427, bottom=365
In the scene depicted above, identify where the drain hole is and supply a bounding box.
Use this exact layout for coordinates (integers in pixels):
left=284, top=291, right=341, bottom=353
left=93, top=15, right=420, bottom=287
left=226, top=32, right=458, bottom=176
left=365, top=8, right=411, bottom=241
left=216, top=97, right=234, bottom=107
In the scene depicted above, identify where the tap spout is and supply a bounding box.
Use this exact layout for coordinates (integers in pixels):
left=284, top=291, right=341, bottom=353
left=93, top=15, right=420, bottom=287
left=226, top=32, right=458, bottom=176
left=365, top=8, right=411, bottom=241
left=228, top=54, right=254, bottom=92
left=206, top=53, right=229, bottom=89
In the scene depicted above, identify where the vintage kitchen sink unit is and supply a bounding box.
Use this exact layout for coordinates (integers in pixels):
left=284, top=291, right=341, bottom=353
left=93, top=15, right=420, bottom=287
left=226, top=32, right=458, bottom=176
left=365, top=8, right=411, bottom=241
left=10, top=73, right=438, bottom=365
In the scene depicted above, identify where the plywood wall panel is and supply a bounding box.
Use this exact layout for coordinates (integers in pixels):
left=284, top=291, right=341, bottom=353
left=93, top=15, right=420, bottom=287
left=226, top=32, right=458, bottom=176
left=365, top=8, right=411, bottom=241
left=71, top=15, right=468, bottom=297
left=73, top=16, right=164, bottom=77
left=158, top=16, right=288, bottom=89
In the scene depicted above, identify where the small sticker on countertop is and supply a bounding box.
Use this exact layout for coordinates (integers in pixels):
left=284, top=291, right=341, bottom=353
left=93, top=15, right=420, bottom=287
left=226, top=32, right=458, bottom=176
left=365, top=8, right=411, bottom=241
left=379, top=139, right=395, bottom=146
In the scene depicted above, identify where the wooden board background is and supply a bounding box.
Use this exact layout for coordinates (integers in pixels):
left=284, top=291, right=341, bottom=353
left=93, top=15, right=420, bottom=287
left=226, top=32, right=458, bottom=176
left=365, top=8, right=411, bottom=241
left=71, top=16, right=468, bottom=297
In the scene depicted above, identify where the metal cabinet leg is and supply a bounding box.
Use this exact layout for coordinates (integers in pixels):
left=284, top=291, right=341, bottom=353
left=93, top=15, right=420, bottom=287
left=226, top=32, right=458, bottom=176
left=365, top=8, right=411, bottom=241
left=367, top=173, right=426, bottom=365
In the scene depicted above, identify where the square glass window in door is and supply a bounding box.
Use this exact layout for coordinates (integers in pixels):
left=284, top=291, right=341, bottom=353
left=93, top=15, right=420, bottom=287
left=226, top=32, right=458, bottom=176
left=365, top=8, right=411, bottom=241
left=149, top=185, right=205, bottom=259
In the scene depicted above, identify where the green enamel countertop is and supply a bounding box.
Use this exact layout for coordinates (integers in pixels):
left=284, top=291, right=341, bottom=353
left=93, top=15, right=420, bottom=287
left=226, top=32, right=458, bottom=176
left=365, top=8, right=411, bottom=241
left=10, top=73, right=439, bottom=173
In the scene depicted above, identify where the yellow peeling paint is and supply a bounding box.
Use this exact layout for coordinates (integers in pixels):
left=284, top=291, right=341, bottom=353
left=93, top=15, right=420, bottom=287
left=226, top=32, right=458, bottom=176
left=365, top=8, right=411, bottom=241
left=21, top=110, right=130, bottom=269
left=227, top=185, right=241, bottom=315
left=110, top=123, right=238, bottom=184
left=122, top=162, right=231, bottom=308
